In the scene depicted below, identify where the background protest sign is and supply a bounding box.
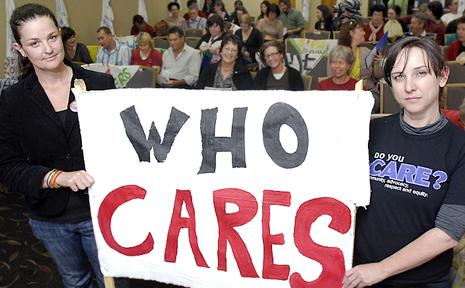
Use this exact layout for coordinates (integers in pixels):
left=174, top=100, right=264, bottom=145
left=75, top=89, right=373, bottom=288
left=81, top=63, right=139, bottom=88
left=285, top=39, right=337, bottom=73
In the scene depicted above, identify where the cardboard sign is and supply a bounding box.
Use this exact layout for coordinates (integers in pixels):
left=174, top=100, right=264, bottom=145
left=75, top=89, right=373, bottom=288
left=285, top=39, right=337, bottom=73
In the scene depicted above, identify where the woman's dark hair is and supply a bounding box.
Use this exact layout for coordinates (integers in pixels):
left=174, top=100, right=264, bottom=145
left=370, top=4, right=387, bottom=18
left=214, top=0, right=226, bottom=12
left=10, top=3, right=60, bottom=78
left=61, top=26, right=76, bottom=44
left=428, top=1, right=443, bottom=20
left=133, top=14, right=144, bottom=25
left=168, top=2, right=180, bottom=11
left=220, top=33, right=243, bottom=60
left=383, top=37, right=446, bottom=87
left=260, top=1, right=271, bottom=18
left=317, top=4, right=333, bottom=22
left=267, top=4, right=281, bottom=17
left=390, top=5, right=402, bottom=16
left=259, top=40, right=285, bottom=64
left=207, top=14, right=225, bottom=31
left=234, top=5, right=248, bottom=15
left=338, top=19, right=362, bottom=47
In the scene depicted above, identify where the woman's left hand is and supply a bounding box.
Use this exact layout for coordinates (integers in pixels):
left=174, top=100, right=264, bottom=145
left=342, top=263, right=388, bottom=288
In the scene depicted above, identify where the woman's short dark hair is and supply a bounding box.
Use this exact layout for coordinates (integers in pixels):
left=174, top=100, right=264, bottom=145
left=317, top=4, right=333, bottom=21
left=259, top=40, right=285, bottom=63
left=10, top=3, right=59, bottom=78
left=168, top=2, right=180, bottom=11
left=267, top=4, right=281, bottom=17
left=383, top=36, right=445, bottom=87
left=207, top=14, right=225, bottom=31
left=338, top=19, right=362, bottom=47
left=428, top=1, right=444, bottom=20
left=390, top=5, right=402, bottom=16
left=370, top=4, right=387, bottom=17
left=133, top=14, right=144, bottom=25
left=220, top=33, right=243, bottom=59
left=214, top=0, right=226, bottom=12
left=61, top=26, right=76, bottom=44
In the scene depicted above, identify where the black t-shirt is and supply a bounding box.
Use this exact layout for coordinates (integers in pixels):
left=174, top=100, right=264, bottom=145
left=354, top=114, right=465, bottom=286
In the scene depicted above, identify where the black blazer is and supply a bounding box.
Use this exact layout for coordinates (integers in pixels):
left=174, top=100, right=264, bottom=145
left=0, top=61, right=114, bottom=218
left=196, top=61, right=253, bottom=90
left=253, top=66, right=304, bottom=91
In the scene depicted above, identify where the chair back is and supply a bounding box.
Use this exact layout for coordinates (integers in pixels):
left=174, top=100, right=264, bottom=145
left=380, top=80, right=401, bottom=114
left=185, top=29, right=204, bottom=38
left=333, top=31, right=340, bottom=39
left=126, top=66, right=159, bottom=88
left=304, top=30, right=331, bottom=40
left=185, top=37, right=201, bottom=48
left=443, top=83, right=465, bottom=110
left=447, top=61, right=465, bottom=83
left=153, top=37, right=170, bottom=49
left=308, top=56, right=329, bottom=90
left=86, top=45, right=100, bottom=62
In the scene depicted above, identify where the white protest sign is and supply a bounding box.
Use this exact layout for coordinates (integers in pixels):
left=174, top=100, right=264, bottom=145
left=285, top=39, right=337, bottom=73
left=76, top=89, right=373, bottom=288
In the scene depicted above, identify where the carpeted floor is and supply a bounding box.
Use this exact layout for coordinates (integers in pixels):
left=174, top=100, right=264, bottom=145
left=0, top=187, right=182, bottom=288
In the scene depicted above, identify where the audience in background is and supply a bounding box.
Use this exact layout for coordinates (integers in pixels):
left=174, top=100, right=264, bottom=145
left=202, top=0, right=214, bottom=16
left=166, top=2, right=184, bottom=28
left=197, top=34, right=253, bottom=90
left=388, top=0, right=408, bottom=16
left=184, top=0, right=207, bottom=19
left=364, top=4, right=387, bottom=42
left=278, top=0, right=304, bottom=38
left=234, top=14, right=263, bottom=64
left=317, top=45, right=357, bottom=91
left=231, top=5, right=249, bottom=25
left=230, top=1, right=246, bottom=24
left=254, top=40, right=304, bottom=91
left=425, top=1, right=446, bottom=45
left=159, top=27, right=201, bottom=88
left=96, top=26, right=130, bottom=65
left=339, top=20, right=383, bottom=111
left=213, top=1, right=231, bottom=22
left=130, top=14, right=155, bottom=37
left=61, top=26, right=92, bottom=64
left=403, top=13, right=437, bottom=42
left=130, top=32, right=162, bottom=67
left=197, top=15, right=225, bottom=66
left=441, top=0, right=460, bottom=25
left=446, top=17, right=465, bottom=61
left=258, top=1, right=270, bottom=21
left=384, top=5, right=405, bottom=42
left=256, top=4, right=284, bottom=41
left=314, top=4, right=335, bottom=34
left=182, top=4, right=207, bottom=31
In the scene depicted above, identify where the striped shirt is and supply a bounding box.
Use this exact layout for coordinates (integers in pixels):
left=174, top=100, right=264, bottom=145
left=96, top=40, right=130, bottom=66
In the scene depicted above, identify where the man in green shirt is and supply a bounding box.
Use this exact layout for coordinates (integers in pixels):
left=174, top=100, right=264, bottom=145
left=279, top=0, right=305, bottom=38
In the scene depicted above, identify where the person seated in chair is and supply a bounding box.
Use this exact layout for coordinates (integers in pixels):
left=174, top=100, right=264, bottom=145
left=96, top=26, right=130, bottom=65
left=253, top=40, right=304, bottom=91
left=196, top=34, right=253, bottom=90
left=317, top=45, right=357, bottom=91
left=364, top=4, right=387, bottom=42
left=158, top=27, right=201, bottom=88
left=130, top=32, right=162, bottom=67
left=130, top=14, right=155, bottom=37
left=61, top=26, right=92, bottom=64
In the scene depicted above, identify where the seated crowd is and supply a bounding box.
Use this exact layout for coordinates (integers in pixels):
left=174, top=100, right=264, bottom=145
left=4, top=0, right=465, bottom=118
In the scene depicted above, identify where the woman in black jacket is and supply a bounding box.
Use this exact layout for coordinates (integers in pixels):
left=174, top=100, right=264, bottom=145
left=197, top=33, right=253, bottom=90
left=314, top=4, right=335, bottom=34
left=0, top=4, right=114, bottom=288
left=253, top=40, right=304, bottom=91
left=234, top=14, right=263, bottom=63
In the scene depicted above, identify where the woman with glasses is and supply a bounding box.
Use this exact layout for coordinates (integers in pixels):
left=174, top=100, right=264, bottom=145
left=253, top=40, right=304, bottom=90
left=196, top=33, right=253, bottom=90
left=344, top=37, right=465, bottom=288
left=234, top=14, right=263, bottom=63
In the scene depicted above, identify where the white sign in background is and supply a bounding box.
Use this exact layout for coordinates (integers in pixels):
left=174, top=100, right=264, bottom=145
left=76, top=89, right=373, bottom=288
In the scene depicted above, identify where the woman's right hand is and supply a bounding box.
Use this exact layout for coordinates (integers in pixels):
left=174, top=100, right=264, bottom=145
left=56, top=170, right=95, bottom=192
